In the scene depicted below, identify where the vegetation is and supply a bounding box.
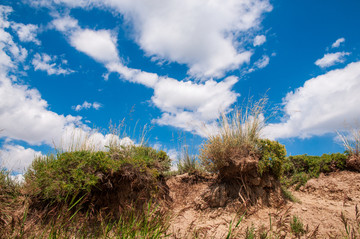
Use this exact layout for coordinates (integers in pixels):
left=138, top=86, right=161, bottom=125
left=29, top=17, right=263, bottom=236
left=338, top=129, right=360, bottom=157
left=282, top=153, right=347, bottom=189
left=290, top=215, right=306, bottom=237
left=258, top=139, right=287, bottom=179
left=1, top=111, right=359, bottom=238
left=200, top=98, right=267, bottom=174
left=177, top=145, right=203, bottom=175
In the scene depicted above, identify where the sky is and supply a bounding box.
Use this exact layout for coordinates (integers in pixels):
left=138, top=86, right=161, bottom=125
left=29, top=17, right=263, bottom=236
left=1, top=0, right=360, bottom=174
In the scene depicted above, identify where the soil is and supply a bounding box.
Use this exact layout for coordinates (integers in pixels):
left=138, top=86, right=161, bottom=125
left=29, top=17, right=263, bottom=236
left=166, top=171, right=360, bottom=238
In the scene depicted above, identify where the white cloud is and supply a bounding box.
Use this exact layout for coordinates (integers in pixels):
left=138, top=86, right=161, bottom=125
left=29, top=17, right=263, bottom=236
left=52, top=17, right=119, bottom=64
left=51, top=15, right=242, bottom=135
left=331, top=37, right=345, bottom=48
left=73, top=101, right=102, bottom=111
left=0, top=144, right=42, bottom=173
left=0, top=10, right=28, bottom=71
left=253, top=35, right=266, bottom=46
left=41, top=0, right=272, bottom=78
left=11, top=22, right=40, bottom=45
left=52, top=15, right=79, bottom=32
left=32, top=53, right=73, bottom=75
left=0, top=75, right=84, bottom=145
left=70, top=29, right=120, bottom=64
left=263, top=61, right=360, bottom=140
left=0, top=10, right=83, bottom=146
left=315, top=52, right=350, bottom=68
left=153, top=76, right=239, bottom=135
left=254, top=55, right=270, bottom=69
left=60, top=127, right=133, bottom=152
left=106, top=62, right=160, bottom=88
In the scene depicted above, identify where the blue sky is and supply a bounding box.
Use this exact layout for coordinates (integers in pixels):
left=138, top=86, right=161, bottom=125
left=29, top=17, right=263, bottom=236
left=1, top=0, right=360, bottom=174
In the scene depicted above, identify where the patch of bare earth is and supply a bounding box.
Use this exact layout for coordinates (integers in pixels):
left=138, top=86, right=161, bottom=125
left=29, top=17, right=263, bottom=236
left=166, top=171, right=360, bottom=238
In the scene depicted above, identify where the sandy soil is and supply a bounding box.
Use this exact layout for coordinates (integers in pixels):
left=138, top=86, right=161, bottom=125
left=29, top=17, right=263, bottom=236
left=166, top=171, right=360, bottom=238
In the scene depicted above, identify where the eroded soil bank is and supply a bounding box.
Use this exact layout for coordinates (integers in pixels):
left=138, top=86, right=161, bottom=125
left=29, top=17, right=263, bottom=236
left=166, top=171, right=360, bottom=238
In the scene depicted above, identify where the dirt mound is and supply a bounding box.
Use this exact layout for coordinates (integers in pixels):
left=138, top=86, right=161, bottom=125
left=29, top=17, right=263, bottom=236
left=166, top=171, right=284, bottom=238
left=167, top=171, right=360, bottom=238
left=301, top=171, right=360, bottom=202
left=347, top=155, right=360, bottom=171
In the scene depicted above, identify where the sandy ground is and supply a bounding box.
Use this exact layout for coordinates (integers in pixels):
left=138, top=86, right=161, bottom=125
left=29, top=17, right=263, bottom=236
left=166, top=171, right=360, bottom=238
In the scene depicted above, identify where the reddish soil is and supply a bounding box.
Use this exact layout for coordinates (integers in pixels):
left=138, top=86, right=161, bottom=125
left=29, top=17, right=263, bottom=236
left=166, top=171, right=360, bottom=238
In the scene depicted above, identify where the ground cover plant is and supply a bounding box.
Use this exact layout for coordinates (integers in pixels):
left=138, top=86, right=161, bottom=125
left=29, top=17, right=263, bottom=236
left=282, top=153, right=347, bottom=190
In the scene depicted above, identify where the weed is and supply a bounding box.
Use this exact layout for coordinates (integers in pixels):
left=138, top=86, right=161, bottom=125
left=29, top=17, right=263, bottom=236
left=281, top=185, right=300, bottom=203
left=340, top=205, right=360, bottom=238
left=290, top=215, right=305, bottom=237
left=245, top=224, right=256, bottom=239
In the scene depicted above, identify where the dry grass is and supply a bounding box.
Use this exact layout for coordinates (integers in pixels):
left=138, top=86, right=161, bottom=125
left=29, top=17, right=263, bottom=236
left=200, top=97, right=267, bottom=173
left=338, top=128, right=360, bottom=156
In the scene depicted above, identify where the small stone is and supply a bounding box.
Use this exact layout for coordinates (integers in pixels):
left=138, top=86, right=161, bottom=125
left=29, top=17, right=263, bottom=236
left=302, top=207, right=307, bottom=211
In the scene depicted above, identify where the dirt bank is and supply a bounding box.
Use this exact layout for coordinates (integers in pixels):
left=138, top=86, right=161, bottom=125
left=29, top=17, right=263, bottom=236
left=166, top=171, right=360, bottom=238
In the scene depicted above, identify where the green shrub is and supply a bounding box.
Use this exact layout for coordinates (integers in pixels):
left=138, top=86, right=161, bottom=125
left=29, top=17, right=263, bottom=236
left=258, top=139, right=287, bottom=179
left=282, top=153, right=347, bottom=188
left=25, top=146, right=171, bottom=206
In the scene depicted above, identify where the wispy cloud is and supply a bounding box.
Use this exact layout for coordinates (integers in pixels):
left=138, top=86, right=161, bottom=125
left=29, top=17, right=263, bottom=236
left=72, top=101, right=102, bottom=111
left=315, top=52, right=350, bottom=68
left=32, top=53, right=74, bottom=75
left=11, top=22, right=40, bottom=45
left=331, top=37, right=345, bottom=48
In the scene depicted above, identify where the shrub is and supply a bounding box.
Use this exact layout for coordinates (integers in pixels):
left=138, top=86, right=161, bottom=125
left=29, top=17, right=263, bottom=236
left=282, top=153, right=347, bottom=188
left=0, top=169, right=21, bottom=235
left=258, top=139, right=287, bottom=179
left=25, top=145, right=171, bottom=210
left=200, top=98, right=266, bottom=174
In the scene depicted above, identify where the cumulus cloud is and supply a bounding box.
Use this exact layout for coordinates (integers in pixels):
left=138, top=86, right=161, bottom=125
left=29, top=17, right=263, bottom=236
left=315, top=52, right=350, bottom=68
left=50, top=11, right=244, bottom=134
left=72, top=101, right=102, bottom=111
left=0, top=8, right=83, bottom=146
left=32, top=53, right=73, bottom=75
left=0, top=6, right=28, bottom=71
left=41, top=0, right=272, bottom=78
left=0, top=75, right=84, bottom=145
left=331, top=37, right=345, bottom=48
left=153, top=76, right=239, bottom=135
left=0, top=144, right=42, bottom=173
left=263, top=61, right=360, bottom=140
left=70, top=29, right=120, bottom=64
left=60, top=127, right=133, bottom=152
left=11, top=22, right=40, bottom=45
left=253, top=35, right=266, bottom=46
left=52, top=16, right=160, bottom=87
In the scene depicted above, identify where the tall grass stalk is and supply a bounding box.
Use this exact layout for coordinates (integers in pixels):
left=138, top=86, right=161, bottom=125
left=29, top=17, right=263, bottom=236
left=200, top=97, right=267, bottom=172
left=338, top=128, right=360, bottom=156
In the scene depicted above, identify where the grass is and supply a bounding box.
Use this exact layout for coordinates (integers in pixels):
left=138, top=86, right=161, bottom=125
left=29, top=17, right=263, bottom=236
left=290, top=215, right=305, bottom=237
left=338, top=128, right=360, bottom=157
left=177, top=145, right=203, bottom=175
left=200, top=97, right=267, bottom=173
left=1, top=112, right=359, bottom=238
